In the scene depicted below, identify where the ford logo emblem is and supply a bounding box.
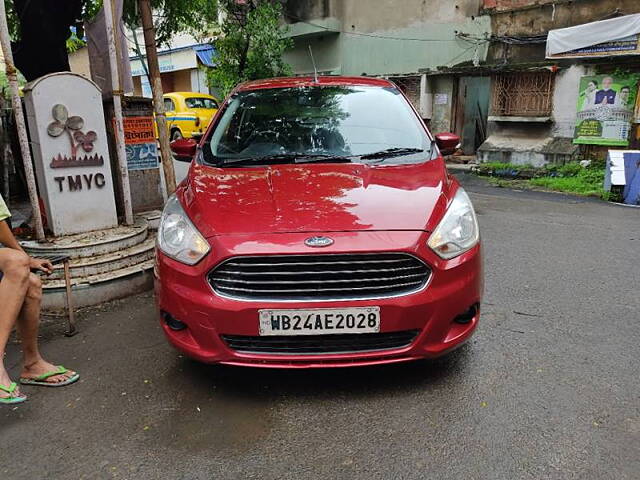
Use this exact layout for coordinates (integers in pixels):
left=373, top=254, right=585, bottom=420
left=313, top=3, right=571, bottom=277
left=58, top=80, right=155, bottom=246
left=304, top=236, right=334, bottom=248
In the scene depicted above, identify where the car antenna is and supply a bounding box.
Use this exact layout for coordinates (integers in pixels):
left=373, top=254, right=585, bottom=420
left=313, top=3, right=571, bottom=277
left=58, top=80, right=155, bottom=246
left=308, top=45, right=319, bottom=83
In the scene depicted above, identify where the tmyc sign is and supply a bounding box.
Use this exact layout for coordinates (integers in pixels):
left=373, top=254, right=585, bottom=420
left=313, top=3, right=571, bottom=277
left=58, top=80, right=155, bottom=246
left=25, top=73, right=118, bottom=236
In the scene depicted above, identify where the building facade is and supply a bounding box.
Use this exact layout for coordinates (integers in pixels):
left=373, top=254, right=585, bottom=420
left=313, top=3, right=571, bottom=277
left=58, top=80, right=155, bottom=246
left=282, top=0, right=492, bottom=153
left=478, top=0, right=640, bottom=165
left=283, top=0, right=640, bottom=163
left=67, top=31, right=216, bottom=98
left=128, top=32, right=216, bottom=98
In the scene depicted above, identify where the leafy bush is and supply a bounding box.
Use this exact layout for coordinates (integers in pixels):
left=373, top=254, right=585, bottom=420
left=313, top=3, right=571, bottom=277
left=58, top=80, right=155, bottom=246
left=476, top=161, right=609, bottom=199
left=529, top=168, right=606, bottom=198
left=545, top=163, right=582, bottom=177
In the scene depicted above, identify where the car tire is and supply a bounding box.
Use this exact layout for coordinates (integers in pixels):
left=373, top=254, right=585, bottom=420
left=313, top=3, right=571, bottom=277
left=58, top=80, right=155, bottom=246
left=171, top=129, right=183, bottom=141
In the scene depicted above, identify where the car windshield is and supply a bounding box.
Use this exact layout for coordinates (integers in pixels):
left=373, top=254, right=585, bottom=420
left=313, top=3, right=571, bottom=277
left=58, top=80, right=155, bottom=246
left=185, top=97, right=218, bottom=109
left=205, top=85, right=431, bottom=165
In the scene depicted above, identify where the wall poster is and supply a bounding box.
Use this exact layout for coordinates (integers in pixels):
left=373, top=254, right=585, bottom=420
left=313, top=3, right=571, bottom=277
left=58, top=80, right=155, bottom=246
left=119, top=116, right=159, bottom=170
left=574, top=74, right=639, bottom=146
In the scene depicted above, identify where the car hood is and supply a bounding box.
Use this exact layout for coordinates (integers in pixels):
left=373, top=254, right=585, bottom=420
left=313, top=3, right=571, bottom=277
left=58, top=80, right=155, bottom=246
left=181, top=159, right=450, bottom=237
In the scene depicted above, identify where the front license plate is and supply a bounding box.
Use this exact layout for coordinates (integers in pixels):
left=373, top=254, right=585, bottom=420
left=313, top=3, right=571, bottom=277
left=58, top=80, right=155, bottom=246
left=259, top=307, right=380, bottom=336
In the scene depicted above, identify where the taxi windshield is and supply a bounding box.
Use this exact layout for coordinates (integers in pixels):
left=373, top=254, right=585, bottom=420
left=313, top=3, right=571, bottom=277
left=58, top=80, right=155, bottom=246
left=185, top=97, right=218, bottom=109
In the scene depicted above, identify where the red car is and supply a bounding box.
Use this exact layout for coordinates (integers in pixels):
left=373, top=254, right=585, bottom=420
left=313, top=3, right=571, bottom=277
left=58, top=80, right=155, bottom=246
left=155, top=76, right=482, bottom=368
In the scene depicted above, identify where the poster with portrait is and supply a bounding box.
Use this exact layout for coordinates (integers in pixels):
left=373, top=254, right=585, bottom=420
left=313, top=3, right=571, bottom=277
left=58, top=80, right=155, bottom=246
left=574, top=74, right=640, bottom=146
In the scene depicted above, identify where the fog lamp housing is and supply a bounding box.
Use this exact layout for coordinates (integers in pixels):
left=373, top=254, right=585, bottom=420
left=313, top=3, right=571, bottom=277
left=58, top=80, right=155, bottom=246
left=162, top=311, right=187, bottom=331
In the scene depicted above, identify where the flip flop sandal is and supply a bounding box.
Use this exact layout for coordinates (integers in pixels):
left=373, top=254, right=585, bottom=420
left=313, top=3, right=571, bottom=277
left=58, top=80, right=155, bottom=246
left=20, top=365, right=80, bottom=387
left=0, top=382, right=27, bottom=404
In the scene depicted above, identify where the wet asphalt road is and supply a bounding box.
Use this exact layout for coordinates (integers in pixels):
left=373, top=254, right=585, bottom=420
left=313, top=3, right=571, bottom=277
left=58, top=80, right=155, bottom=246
left=2, top=175, right=639, bottom=479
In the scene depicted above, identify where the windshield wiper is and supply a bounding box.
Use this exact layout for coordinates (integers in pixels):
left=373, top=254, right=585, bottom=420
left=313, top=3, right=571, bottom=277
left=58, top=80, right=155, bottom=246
left=218, top=153, right=352, bottom=166
left=359, top=147, right=424, bottom=160
left=294, top=154, right=352, bottom=164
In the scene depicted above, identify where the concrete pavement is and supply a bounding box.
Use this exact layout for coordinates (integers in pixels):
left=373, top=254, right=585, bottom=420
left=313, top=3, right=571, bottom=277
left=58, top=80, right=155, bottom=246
left=2, top=174, right=639, bottom=479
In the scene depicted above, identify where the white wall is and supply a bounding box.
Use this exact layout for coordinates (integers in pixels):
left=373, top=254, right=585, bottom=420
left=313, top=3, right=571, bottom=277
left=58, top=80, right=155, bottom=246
left=190, top=69, right=210, bottom=94
left=551, top=64, right=596, bottom=138
left=68, top=47, right=91, bottom=79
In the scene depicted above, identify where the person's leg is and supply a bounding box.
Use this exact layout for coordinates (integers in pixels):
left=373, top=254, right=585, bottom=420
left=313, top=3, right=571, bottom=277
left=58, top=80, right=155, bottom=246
left=18, top=273, right=76, bottom=383
left=0, top=248, right=30, bottom=399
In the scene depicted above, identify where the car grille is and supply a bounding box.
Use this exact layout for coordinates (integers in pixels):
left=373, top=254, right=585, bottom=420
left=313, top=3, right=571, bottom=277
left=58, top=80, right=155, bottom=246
left=221, top=330, right=420, bottom=354
left=208, top=253, right=431, bottom=301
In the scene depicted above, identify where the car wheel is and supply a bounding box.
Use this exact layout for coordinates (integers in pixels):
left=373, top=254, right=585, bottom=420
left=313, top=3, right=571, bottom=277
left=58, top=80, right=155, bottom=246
left=171, top=129, right=183, bottom=141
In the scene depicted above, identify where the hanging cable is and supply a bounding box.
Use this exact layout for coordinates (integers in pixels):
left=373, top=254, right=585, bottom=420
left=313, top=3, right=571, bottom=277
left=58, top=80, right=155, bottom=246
left=285, top=12, right=487, bottom=43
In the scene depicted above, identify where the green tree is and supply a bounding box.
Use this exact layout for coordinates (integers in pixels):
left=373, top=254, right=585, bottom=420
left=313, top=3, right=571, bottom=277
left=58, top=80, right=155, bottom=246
left=207, top=0, right=292, bottom=97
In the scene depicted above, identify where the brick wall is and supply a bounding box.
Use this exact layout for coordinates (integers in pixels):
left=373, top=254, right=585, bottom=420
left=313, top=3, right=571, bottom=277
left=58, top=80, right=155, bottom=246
left=483, top=0, right=556, bottom=10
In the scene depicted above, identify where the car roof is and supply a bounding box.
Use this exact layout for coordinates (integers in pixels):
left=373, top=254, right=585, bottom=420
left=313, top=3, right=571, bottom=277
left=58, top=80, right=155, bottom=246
left=164, top=92, right=217, bottom=99
left=235, top=76, right=395, bottom=92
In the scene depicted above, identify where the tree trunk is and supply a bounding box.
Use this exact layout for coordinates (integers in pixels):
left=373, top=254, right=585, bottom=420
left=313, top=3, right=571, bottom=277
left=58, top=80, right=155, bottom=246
left=138, top=0, right=176, bottom=196
left=104, top=0, right=134, bottom=225
left=237, top=33, right=251, bottom=78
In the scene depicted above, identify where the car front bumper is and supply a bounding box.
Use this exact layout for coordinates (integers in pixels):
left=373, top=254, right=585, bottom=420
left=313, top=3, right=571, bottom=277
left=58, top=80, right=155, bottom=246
left=154, top=231, right=483, bottom=368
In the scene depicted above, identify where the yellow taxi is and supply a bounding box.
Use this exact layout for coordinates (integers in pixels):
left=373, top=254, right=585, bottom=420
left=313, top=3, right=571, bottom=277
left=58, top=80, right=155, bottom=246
left=162, top=92, right=220, bottom=141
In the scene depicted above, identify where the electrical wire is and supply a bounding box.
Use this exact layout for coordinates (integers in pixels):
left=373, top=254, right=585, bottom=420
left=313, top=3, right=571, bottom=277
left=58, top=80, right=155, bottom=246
left=442, top=44, right=479, bottom=67
left=490, top=34, right=548, bottom=45
left=283, top=13, right=491, bottom=70
left=285, top=12, right=484, bottom=43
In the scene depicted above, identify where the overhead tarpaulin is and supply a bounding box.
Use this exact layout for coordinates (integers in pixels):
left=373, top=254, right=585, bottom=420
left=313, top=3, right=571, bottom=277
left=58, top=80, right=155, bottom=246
left=85, top=0, right=133, bottom=98
left=547, top=14, right=640, bottom=59
left=193, top=45, right=216, bottom=67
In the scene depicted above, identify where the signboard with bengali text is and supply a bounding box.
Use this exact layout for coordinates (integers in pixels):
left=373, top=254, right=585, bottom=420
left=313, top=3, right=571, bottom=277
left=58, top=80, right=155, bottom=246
left=120, top=116, right=158, bottom=170
left=549, top=35, right=640, bottom=59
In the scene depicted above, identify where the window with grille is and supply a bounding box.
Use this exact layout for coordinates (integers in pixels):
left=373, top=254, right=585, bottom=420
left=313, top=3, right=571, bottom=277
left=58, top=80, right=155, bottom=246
left=491, top=71, right=554, bottom=117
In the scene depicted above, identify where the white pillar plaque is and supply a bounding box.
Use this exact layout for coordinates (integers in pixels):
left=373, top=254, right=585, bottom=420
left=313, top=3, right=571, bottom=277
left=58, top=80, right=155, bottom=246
left=24, top=73, right=118, bottom=236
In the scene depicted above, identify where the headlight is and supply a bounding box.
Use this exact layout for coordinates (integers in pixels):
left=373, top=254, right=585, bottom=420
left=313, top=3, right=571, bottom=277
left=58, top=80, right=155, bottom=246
left=158, top=195, right=210, bottom=265
left=427, top=187, right=479, bottom=259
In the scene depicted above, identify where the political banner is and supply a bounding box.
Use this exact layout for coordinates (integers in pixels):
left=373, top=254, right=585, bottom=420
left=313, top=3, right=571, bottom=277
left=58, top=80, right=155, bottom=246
left=574, top=74, right=639, bottom=146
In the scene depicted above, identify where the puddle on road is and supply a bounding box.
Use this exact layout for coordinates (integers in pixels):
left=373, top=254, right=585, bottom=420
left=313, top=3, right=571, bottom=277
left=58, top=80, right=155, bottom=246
left=144, top=360, right=274, bottom=455
left=142, top=345, right=474, bottom=456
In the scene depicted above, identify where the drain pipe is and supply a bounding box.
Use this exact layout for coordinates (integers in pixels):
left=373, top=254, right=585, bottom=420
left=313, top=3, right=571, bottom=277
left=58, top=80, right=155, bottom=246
left=0, top=0, right=46, bottom=241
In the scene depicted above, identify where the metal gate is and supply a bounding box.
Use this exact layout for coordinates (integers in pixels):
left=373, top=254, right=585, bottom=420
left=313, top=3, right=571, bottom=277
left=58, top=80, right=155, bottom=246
left=457, top=76, right=490, bottom=155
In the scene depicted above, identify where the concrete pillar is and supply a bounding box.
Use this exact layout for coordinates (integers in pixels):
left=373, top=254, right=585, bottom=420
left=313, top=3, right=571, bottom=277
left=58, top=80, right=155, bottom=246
left=420, top=74, right=433, bottom=120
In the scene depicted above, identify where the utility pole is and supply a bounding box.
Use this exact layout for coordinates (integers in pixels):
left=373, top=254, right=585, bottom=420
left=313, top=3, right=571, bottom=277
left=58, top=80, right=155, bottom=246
left=0, top=0, right=45, bottom=241
left=138, top=0, right=176, bottom=195
left=104, top=0, right=134, bottom=225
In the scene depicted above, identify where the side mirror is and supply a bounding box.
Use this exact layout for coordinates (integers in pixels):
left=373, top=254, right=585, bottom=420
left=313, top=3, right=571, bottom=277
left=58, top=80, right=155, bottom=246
left=170, top=138, right=198, bottom=162
left=434, top=133, right=461, bottom=156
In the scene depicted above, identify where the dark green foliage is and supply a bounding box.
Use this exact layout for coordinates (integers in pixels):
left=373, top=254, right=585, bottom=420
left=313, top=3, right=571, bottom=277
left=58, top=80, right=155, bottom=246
left=206, top=0, right=292, bottom=97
